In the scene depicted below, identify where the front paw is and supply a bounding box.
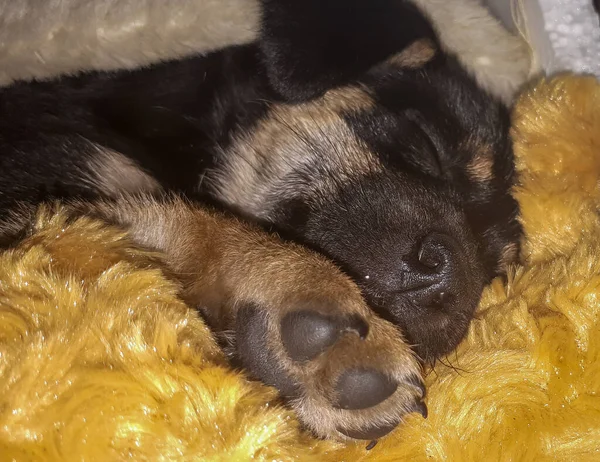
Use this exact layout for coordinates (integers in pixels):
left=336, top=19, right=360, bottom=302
left=235, top=293, right=425, bottom=440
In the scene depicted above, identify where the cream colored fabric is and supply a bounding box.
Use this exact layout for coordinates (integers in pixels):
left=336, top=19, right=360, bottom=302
left=0, top=0, right=530, bottom=102
left=0, top=0, right=260, bottom=84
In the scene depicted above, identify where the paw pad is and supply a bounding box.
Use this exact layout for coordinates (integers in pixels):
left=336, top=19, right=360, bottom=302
left=334, top=368, right=397, bottom=410
left=281, top=310, right=368, bottom=361
left=236, top=304, right=299, bottom=397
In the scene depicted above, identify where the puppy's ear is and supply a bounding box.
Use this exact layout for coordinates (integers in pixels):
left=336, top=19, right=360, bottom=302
left=258, top=0, right=437, bottom=102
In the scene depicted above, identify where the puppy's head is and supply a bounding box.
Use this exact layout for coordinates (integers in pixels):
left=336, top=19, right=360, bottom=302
left=211, top=1, right=521, bottom=363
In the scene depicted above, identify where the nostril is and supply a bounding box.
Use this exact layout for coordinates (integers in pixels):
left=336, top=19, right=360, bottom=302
left=417, top=233, right=454, bottom=272
left=408, top=233, right=464, bottom=311
left=417, top=242, right=443, bottom=270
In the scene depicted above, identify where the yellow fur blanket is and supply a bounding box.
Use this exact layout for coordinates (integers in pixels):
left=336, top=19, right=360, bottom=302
left=1, top=74, right=599, bottom=461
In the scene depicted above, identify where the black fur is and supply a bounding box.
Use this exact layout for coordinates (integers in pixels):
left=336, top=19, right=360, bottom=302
left=0, top=0, right=521, bottom=362
left=259, top=0, right=437, bottom=101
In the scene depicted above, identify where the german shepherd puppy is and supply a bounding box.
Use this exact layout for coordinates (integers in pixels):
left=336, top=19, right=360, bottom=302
left=0, top=0, right=521, bottom=441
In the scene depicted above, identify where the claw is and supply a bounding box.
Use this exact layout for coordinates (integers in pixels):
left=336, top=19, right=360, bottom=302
left=412, top=400, right=428, bottom=419
left=366, top=440, right=378, bottom=450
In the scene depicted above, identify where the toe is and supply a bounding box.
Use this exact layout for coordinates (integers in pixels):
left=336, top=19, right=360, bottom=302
left=281, top=310, right=368, bottom=362
left=338, top=419, right=400, bottom=440
left=334, top=368, right=397, bottom=410
left=281, top=310, right=340, bottom=361
left=236, top=304, right=299, bottom=397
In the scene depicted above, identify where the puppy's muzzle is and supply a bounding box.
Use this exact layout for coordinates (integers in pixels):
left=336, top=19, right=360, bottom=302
left=381, top=231, right=483, bottom=361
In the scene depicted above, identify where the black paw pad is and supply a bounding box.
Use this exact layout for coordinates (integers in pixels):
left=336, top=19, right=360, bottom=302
left=236, top=304, right=298, bottom=397
left=334, top=369, right=397, bottom=410
left=338, top=419, right=400, bottom=440
left=281, top=310, right=368, bottom=362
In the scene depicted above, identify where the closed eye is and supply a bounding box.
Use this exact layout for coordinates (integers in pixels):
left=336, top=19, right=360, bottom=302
left=404, top=109, right=445, bottom=177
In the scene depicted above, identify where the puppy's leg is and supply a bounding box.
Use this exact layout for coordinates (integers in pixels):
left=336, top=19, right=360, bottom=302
left=66, top=195, right=426, bottom=441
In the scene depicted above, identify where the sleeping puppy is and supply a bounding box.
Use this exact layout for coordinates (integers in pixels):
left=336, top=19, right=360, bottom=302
left=0, top=0, right=521, bottom=441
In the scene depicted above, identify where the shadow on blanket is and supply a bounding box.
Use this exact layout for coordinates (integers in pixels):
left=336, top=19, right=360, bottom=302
left=1, top=74, right=599, bottom=461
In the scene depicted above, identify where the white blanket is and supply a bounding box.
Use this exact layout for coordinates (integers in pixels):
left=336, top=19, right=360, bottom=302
left=0, top=0, right=531, bottom=102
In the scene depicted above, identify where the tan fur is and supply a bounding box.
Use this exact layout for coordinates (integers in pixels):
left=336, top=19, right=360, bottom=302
left=385, top=39, right=437, bottom=69
left=467, top=146, right=495, bottom=183
left=210, top=87, right=381, bottom=218
left=496, top=242, right=519, bottom=272
left=85, top=145, right=162, bottom=196
left=321, top=86, right=376, bottom=112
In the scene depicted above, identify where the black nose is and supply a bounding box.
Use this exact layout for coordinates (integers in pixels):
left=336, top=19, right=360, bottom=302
left=400, top=233, right=466, bottom=312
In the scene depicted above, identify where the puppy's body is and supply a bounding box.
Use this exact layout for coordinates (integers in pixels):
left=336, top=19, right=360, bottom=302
left=0, top=0, right=521, bottom=441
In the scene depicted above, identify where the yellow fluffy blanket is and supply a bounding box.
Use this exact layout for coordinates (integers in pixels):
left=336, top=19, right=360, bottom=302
left=1, top=74, right=599, bottom=461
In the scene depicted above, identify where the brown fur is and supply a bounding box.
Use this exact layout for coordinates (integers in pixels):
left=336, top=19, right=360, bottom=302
left=30, top=195, right=423, bottom=440
left=384, top=39, right=437, bottom=69
left=497, top=242, right=519, bottom=272
left=85, top=145, right=162, bottom=196
left=466, top=143, right=495, bottom=183
left=320, top=86, right=376, bottom=112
